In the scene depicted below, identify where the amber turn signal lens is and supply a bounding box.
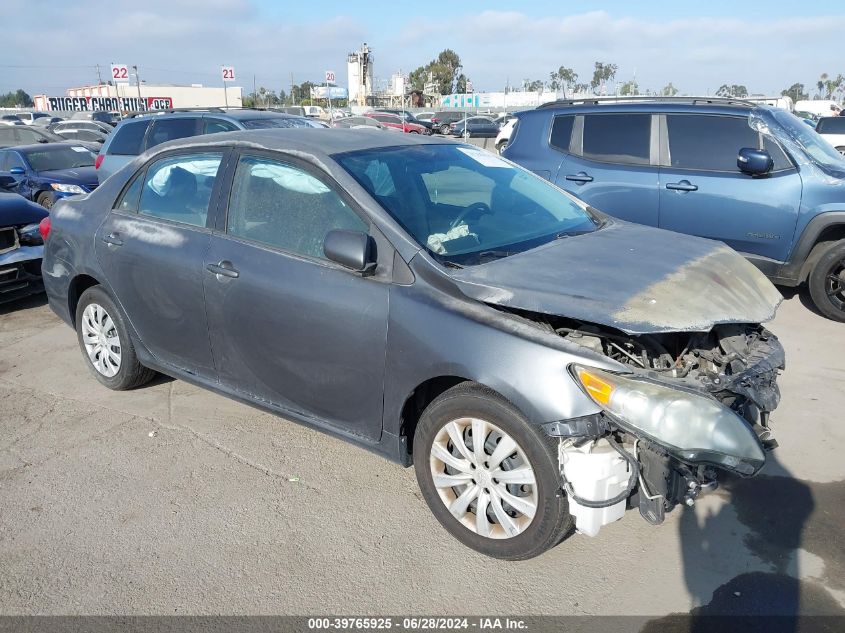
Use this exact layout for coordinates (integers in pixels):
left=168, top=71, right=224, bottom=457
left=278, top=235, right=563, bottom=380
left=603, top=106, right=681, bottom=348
left=574, top=366, right=614, bottom=405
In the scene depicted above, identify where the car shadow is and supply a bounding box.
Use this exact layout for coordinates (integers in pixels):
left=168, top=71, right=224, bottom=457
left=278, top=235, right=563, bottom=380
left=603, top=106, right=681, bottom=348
left=776, top=284, right=825, bottom=319
left=640, top=452, right=845, bottom=632
left=0, top=292, right=47, bottom=315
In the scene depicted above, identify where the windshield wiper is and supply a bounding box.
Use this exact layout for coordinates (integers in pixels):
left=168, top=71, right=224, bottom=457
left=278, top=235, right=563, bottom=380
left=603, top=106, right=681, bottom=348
left=441, top=260, right=464, bottom=269
left=476, top=249, right=515, bottom=262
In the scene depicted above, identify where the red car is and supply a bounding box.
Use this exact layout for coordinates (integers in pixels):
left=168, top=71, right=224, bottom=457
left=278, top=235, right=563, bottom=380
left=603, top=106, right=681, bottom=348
left=364, top=112, right=430, bottom=134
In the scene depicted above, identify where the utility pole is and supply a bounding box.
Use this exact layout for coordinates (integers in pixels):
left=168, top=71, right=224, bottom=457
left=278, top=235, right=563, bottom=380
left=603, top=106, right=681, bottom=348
left=133, top=65, right=143, bottom=109
left=253, top=74, right=257, bottom=107
left=290, top=72, right=295, bottom=105
left=96, top=64, right=103, bottom=85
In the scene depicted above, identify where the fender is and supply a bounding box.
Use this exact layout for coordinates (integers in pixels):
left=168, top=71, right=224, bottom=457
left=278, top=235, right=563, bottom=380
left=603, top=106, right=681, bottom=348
left=773, top=211, right=845, bottom=286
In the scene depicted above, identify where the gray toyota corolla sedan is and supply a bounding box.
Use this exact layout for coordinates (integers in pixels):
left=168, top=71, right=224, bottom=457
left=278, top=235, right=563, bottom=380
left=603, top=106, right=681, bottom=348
left=42, top=129, right=785, bottom=559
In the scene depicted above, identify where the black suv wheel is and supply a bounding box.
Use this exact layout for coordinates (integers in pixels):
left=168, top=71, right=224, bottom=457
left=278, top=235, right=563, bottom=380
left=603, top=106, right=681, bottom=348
left=808, top=239, right=845, bottom=322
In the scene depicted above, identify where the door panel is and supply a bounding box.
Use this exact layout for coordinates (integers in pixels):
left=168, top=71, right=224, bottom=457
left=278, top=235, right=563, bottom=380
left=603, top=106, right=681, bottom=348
left=203, top=153, right=388, bottom=439
left=94, top=152, right=224, bottom=377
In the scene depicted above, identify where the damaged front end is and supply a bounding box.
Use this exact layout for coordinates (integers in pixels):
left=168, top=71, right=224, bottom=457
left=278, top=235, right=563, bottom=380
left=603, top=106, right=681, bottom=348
left=533, top=315, right=785, bottom=536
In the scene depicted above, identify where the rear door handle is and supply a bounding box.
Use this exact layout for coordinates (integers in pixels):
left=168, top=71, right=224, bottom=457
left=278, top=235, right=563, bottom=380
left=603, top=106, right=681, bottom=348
left=665, top=180, right=698, bottom=192
left=101, top=232, right=123, bottom=247
left=565, top=172, right=593, bottom=183
left=206, top=260, right=239, bottom=279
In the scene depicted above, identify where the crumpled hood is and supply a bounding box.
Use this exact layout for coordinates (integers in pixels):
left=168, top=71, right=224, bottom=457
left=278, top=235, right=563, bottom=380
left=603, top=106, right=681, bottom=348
left=447, top=221, right=782, bottom=334
left=0, top=192, right=48, bottom=227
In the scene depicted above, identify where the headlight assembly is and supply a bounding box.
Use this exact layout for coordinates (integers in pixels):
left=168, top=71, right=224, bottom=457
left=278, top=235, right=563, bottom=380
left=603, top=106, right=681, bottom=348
left=50, top=183, right=85, bottom=194
left=572, top=365, right=765, bottom=475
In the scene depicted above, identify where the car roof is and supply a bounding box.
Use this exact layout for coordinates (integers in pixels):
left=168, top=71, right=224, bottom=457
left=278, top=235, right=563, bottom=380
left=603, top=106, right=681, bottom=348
left=10, top=143, right=91, bottom=153
left=527, top=100, right=767, bottom=117
left=147, top=127, right=458, bottom=159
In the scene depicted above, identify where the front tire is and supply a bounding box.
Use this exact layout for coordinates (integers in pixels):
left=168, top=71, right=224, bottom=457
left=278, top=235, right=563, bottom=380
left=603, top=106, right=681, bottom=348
left=413, top=382, right=572, bottom=560
left=36, top=192, right=55, bottom=210
left=75, top=286, right=156, bottom=390
left=496, top=141, right=508, bottom=155
left=808, top=239, right=845, bottom=322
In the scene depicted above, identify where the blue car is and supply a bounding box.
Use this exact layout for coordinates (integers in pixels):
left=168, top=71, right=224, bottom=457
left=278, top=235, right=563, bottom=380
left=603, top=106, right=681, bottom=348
left=0, top=192, right=48, bottom=303
left=504, top=97, right=845, bottom=321
left=0, top=143, right=98, bottom=209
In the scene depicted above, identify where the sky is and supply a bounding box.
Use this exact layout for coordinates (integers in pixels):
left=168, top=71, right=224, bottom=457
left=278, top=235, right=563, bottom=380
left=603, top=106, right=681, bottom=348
left=2, top=0, right=843, bottom=98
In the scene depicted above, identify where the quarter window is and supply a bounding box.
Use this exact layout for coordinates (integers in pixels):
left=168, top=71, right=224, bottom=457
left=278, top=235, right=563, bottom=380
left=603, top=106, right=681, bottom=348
left=227, top=155, right=367, bottom=260
left=582, top=113, right=651, bottom=165
left=666, top=114, right=792, bottom=172
left=138, top=153, right=222, bottom=227
left=115, top=174, right=144, bottom=213
left=549, top=115, right=575, bottom=153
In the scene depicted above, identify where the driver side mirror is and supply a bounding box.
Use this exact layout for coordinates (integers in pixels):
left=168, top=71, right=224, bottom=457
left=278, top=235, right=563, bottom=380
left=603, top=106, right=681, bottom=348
left=9, top=166, right=25, bottom=175
left=323, top=230, right=377, bottom=276
left=737, top=148, right=773, bottom=176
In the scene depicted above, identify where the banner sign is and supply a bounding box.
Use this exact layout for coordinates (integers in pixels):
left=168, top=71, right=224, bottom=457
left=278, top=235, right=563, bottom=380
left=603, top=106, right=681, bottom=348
left=44, top=96, right=174, bottom=112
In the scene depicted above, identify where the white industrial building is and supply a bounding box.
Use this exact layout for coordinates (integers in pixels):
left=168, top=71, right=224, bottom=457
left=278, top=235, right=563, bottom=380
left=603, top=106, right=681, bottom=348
left=34, top=83, right=242, bottom=112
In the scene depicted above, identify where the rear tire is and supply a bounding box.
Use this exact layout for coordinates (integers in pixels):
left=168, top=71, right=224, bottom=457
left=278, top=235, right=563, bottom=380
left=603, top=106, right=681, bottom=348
left=413, top=382, right=572, bottom=560
left=808, top=239, right=845, bottom=322
left=835, top=146, right=845, bottom=156
left=496, top=141, right=508, bottom=155
left=75, top=286, right=157, bottom=390
left=439, top=123, right=451, bottom=135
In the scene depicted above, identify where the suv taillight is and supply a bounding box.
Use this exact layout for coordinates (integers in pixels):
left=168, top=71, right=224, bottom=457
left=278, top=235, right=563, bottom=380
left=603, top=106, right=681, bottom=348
left=95, top=154, right=104, bottom=169
left=38, top=217, right=51, bottom=241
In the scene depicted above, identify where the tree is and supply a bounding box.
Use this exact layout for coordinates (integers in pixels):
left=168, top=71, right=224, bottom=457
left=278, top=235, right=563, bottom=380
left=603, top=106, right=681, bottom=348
left=548, top=66, right=578, bottom=94
left=781, top=83, right=808, bottom=102
left=715, top=84, right=748, bottom=98
left=0, top=89, right=33, bottom=108
left=455, top=73, right=467, bottom=93
left=590, top=62, right=618, bottom=94
left=409, top=48, right=462, bottom=95
left=618, top=80, right=639, bottom=96
left=523, top=79, right=544, bottom=93
left=817, top=73, right=829, bottom=98
left=660, top=82, right=679, bottom=97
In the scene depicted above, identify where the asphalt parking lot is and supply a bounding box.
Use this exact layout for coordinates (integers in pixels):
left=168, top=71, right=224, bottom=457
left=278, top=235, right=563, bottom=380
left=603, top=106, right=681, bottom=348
left=0, top=289, right=843, bottom=618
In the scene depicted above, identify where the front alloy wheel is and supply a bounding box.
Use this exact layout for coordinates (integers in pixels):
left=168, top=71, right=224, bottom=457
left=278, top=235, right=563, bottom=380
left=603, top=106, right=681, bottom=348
left=809, top=239, right=845, bottom=322
left=429, top=417, right=538, bottom=539
left=414, top=383, right=572, bottom=559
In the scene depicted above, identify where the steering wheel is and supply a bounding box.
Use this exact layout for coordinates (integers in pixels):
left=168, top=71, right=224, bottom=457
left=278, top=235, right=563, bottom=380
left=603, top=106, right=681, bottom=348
left=449, top=202, right=492, bottom=230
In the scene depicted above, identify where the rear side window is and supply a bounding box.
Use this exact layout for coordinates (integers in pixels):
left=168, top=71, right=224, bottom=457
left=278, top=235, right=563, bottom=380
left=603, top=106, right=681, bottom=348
left=107, top=121, right=149, bottom=155
left=817, top=118, right=845, bottom=134
left=138, top=153, right=222, bottom=227
left=667, top=115, right=792, bottom=172
left=549, top=115, right=575, bottom=153
left=582, top=114, right=651, bottom=165
left=146, top=118, right=200, bottom=150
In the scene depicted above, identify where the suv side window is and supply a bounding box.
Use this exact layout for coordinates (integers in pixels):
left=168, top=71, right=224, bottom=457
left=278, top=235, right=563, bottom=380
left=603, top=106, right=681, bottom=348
left=108, top=121, right=150, bottom=155
left=667, top=114, right=792, bottom=172
left=146, top=118, right=200, bottom=150
left=138, top=153, right=223, bottom=227
left=226, top=155, right=367, bottom=260
left=204, top=118, right=239, bottom=134
left=549, top=115, right=575, bottom=153
left=582, top=113, right=651, bottom=165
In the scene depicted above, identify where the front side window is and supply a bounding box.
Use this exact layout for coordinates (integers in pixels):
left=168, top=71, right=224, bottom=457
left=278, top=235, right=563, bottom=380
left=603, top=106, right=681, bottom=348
left=338, top=144, right=599, bottom=266
left=227, top=155, right=367, bottom=259
left=138, top=153, right=222, bottom=227
left=582, top=113, right=651, bottom=165
left=816, top=117, right=845, bottom=134
left=667, top=114, right=784, bottom=171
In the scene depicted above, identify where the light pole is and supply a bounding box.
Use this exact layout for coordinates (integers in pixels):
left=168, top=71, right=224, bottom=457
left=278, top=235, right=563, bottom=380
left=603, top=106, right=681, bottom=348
left=132, top=65, right=143, bottom=110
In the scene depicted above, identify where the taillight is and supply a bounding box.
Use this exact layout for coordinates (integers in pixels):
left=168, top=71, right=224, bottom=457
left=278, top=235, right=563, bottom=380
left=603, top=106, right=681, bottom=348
left=38, top=217, right=51, bottom=240
left=431, top=117, right=439, bottom=123
left=95, top=154, right=104, bottom=169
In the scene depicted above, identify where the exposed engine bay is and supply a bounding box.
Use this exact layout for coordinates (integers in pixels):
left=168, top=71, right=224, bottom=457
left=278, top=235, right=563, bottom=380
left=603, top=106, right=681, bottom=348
left=519, top=310, right=786, bottom=535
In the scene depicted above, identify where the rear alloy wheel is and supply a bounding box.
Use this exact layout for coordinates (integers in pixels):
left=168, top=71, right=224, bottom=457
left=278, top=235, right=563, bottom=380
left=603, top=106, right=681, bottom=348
left=414, top=383, right=572, bottom=559
left=439, top=123, right=452, bottom=135
left=808, top=239, right=845, bottom=322
left=75, top=286, right=156, bottom=390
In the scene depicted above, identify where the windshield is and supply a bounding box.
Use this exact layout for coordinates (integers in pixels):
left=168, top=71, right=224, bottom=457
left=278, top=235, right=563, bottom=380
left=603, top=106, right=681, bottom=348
left=24, top=145, right=95, bottom=171
left=770, top=109, right=845, bottom=172
left=337, top=144, right=599, bottom=265
left=241, top=117, right=315, bottom=129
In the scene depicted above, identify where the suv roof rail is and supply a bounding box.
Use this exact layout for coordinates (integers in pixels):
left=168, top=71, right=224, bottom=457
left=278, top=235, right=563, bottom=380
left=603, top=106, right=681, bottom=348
left=536, top=95, right=759, bottom=109
left=124, top=107, right=225, bottom=118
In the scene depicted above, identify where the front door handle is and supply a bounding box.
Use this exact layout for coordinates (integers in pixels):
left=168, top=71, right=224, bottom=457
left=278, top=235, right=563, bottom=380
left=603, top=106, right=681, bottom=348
left=101, top=232, right=123, bottom=247
left=565, top=172, right=593, bottom=183
left=206, top=260, right=239, bottom=279
left=665, top=180, right=698, bottom=192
